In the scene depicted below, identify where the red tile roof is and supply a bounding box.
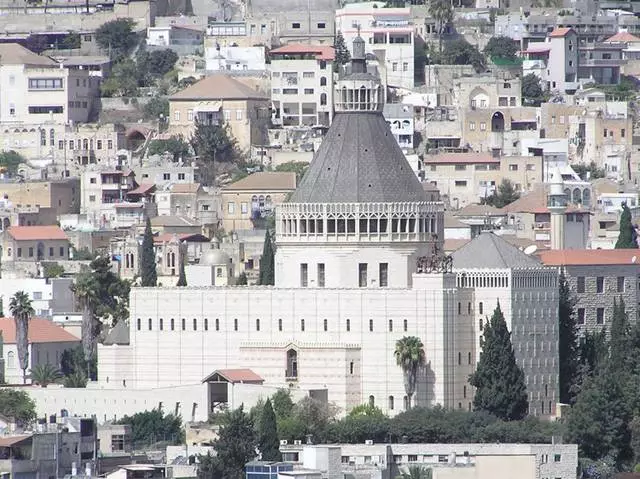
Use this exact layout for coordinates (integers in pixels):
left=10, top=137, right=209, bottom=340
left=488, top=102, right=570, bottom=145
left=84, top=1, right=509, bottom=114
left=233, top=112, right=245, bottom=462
left=7, top=226, right=68, bottom=241
left=502, top=186, right=590, bottom=214
left=0, top=318, right=79, bottom=343
left=128, top=184, right=156, bottom=195
left=605, top=31, right=640, bottom=43
left=270, top=44, right=335, bottom=61
left=539, top=249, right=640, bottom=266
left=522, top=44, right=551, bottom=54
left=202, top=368, right=264, bottom=384
left=0, top=435, right=32, bottom=447
left=424, top=153, right=497, bottom=165
left=549, top=27, right=573, bottom=37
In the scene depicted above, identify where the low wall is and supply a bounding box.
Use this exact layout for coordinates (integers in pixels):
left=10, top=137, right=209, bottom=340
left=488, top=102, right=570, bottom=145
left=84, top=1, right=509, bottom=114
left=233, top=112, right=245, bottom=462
left=100, top=97, right=152, bottom=112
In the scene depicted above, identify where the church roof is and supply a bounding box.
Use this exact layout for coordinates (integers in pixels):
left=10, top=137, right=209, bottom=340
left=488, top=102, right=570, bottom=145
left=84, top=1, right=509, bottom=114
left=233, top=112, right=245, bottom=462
left=451, top=231, right=541, bottom=269
left=288, top=112, right=426, bottom=203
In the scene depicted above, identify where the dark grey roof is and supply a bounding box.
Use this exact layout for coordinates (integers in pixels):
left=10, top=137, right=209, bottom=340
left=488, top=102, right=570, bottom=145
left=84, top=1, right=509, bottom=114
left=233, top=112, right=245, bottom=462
left=103, top=321, right=130, bottom=346
left=451, top=232, right=541, bottom=269
left=288, top=112, right=427, bottom=203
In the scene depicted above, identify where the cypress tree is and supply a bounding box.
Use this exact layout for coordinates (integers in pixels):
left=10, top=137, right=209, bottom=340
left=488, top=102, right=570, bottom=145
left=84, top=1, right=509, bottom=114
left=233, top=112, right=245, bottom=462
left=559, top=271, right=579, bottom=404
left=259, top=229, right=275, bottom=286
left=615, top=202, right=638, bottom=249
left=258, top=399, right=280, bottom=461
left=610, top=297, right=630, bottom=372
left=176, top=253, right=187, bottom=287
left=469, top=303, right=528, bottom=421
left=140, top=217, right=157, bottom=286
left=334, top=31, right=351, bottom=66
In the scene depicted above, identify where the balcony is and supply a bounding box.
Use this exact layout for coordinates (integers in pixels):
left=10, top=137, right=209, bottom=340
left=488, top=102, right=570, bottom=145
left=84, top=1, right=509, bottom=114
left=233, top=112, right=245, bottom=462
left=580, top=58, right=626, bottom=67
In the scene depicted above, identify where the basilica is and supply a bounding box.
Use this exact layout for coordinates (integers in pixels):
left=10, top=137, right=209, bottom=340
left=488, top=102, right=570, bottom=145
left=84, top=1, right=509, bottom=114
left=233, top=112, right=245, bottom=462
left=95, top=37, right=560, bottom=419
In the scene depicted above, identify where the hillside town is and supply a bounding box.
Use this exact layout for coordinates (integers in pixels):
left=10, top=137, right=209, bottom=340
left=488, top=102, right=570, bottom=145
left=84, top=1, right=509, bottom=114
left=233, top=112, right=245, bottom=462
left=0, top=0, right=640, bottom=477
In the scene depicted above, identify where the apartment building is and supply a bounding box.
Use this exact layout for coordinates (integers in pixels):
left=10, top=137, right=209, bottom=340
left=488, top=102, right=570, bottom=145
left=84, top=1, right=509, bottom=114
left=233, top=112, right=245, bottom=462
left=424, top=152, right=542, bottom=209
left=0, top=178, right=80, bottom=214
left=155, top=183, right=219, bottom=226
left=336, top=5, right=414, bottom=89
left=540, top=249, right=640, bottom=331
left=383, top=103, right=414, bottom=150
left=270, top=44, right=335, bottom=127
left=0, top=43, right=98, bottom=126
left=0, top=277, right=75, bottom=318
left=133, top=163, right=200, bottom=186
left=169, top=75, right=270, bottom=152
left=80, top=168, right=140, bottom=227
left=147, top=24, right=204, bottom=55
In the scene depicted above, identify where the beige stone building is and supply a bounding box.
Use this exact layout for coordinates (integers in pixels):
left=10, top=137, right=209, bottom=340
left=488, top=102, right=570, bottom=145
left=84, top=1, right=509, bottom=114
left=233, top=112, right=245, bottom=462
left=155, top=183, right=219, bottom=227
left=0, top=178, right=80, bottom=214
left=424, top=152, right=543, bottom=209
left=1, top=225, right=70, bottom=262
left=220, top=172, right=297, bottom=231
left=169, top=75, right=271, bottom=153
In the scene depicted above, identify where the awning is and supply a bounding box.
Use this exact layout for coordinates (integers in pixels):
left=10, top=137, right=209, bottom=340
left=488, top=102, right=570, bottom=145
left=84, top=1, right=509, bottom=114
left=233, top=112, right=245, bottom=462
left=194, top=101, right=222, bottom=113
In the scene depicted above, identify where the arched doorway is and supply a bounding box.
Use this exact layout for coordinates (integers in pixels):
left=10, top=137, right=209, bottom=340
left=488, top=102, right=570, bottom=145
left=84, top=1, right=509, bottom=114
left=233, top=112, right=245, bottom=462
left=491, top=112, right=505, bottom=132
left=37, top=241, right=45, bottom=260
left=286, top=349, right=298, bottom=379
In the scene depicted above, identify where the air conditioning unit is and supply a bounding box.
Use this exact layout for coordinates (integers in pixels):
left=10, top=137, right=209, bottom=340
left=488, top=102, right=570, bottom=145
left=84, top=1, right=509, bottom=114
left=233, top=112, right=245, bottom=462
left=365, top=440, right=374, bottom=445
left=280, top=440, right=288, bottom=446
left=294, top=440, right=302, bottom=445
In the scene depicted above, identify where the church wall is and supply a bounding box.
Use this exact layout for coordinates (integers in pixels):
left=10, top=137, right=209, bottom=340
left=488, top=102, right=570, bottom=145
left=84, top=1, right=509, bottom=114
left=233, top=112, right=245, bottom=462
left=105, top=279, right=472, bottom=416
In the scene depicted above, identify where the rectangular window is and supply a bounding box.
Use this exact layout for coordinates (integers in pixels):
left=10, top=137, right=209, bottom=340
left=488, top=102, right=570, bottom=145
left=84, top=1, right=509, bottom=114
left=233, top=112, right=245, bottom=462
left=304, top=88, right=314, bottom=94
left=241, top=202, right=248, bottom=214
left=174, top=111, right=180, bottom=121
left=597, top=308, right=605, bottom=324
left=479, top=302, right=483, bottom=314
left=480, top=122, right=487, bottom=131
left=577, top=308, right=585, bottom=324
left=28, top=106, right=63, bottom=114
left=300, top=263, right=308, bottom=287
left=554, top=454, right=561, bottom=462
left=227, top=202, right=235, bottom=214
left=224, top=110, right=231, bottom=120
left=369, top=319, right=374, bottom=332
left=455, top=180, right=467, bottom=187
left=58, top=140, right=64, bottom=150
left=303, top=72, right=314, bottom=78
left=317, top=22, right=326, bottom=28
left=577, top=276, right=585, bottom=293
left=49, top=247, right=54, bottom=257
left=317, top=263, right=325, bottom=287
left=28, top=247, right=34, bottom=257
left=469, top=121, right=476, bottom=130
left=359, top=263, right=368, bottom=287
left=617, top=276, right=625, bottom=293
left=108, top=140, right=113, bottom=149
left=17, top=248, right=22, bottom=258
left=236, top=110, right=243, bottom=120
left=402, top=62, right=408, bottom=71
left=28, top=78, right=63, bottom=90
left=188, top=110, right=194, bottom=121
left=622, top=128, right=626, bottom=138
left=96, top=140, right=102, bottom=150
left=509, top=164, right=518, bottom=171
left=60, top=247, right=65, bottom=257
left=392, top=62, right=398, bottom=71
left=111, top=435, right=125, bottom=452
left=292, top=22, right=301, bottom=28
left=379, top=263, right=388, bottom=287
left=596, top=276, right=604, bottom=293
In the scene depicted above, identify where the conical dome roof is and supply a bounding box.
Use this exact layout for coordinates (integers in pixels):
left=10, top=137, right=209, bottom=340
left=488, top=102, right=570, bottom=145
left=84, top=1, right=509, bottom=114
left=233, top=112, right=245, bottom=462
left=288, top=112, right=427, bottom=203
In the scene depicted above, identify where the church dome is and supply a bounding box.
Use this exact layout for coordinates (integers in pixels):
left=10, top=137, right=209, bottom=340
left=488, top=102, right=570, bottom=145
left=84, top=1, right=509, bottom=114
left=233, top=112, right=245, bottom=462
left=200, top=249, right=230, bottom=266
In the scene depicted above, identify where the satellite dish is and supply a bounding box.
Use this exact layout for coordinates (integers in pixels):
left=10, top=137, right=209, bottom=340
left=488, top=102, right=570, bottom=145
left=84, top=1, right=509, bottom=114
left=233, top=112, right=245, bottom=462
left=524, top=245, right=538, bottom=255
left=632, top=256, right=637, bottom=264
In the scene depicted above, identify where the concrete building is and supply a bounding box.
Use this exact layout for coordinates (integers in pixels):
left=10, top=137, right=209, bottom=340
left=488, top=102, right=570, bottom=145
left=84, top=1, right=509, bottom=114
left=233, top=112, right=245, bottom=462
left=1, top=225, right=71, bottom=263
left=269, top=44, right=335, bottom=127
left=335, top=4, right=414, bottom=89
left=0, top=43, right=98, bottom=126
left=205, top=45, right=266, bottom=72
left=0, top=317, right=79, bottom=384
left=383, top=103, right=414, bottom=150
left=147, top=24, right=204, bottom=55
left=169, top=75, right=270, bottom=153
left=80, top=168, right=139, bottom=228
left=133, top=162, right=200, bottom=186
left=155, top=183, right=218, bottom=227
left=0, top=179, right=80, bottom=215
left=0, top=277, right=75, bottom=319
left=540, top=249, right=640, bottom=332
left=220, top=172, right=297, bottom=231
left=280, top=443, right=578, bottom=479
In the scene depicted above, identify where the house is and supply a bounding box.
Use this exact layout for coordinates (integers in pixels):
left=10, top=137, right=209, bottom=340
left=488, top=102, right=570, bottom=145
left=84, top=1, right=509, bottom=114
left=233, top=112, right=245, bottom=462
left=80, top=168, right=141, bottom=228
left=147, top=24, right=204, bottom=55
left=383, top=103, right=414, bottom=150
left=205, top=45, right=267, bottom=72
left=0, top=277, right=75, bottom=319
left=269, top=44, right=335, bottom=127
left=155, top=183, right=218, bottom=227
left=2, top=225, right=70, bottom=263
left=0, top=43, right=99, bottom=126
left=169, top=75, right=271, bottom=152
left=220, top=172, right=297, bottom=231
left=0, top=179, right=80, bottom=215
left=0, top=317, right=79, bottom=384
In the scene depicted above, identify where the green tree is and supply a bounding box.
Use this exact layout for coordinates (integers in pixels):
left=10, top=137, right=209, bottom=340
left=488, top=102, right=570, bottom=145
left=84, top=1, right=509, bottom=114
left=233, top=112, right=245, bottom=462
left=259, top=229, right=275, bottom=285
left=481, top=179, right=520, bottom=208
left=437, top=39, right=485, bottom=72
left=274, top=161, right=309, bottom=182
left=197, top=452, right=222, bottom=479
left=0, top=151, right=26, bottom=175
left=143, top=97, right=170, bottom=120
left=470, top=303, right=528, bottom=421
left=616, top=202, right=638, bottom=249
left=271, top=389, right=294, bottom=420
left=0, top=389, right=36, bottom=425
left=95, top=18, right=138, bottom=62
left=292, top=396, right=338, bottom=439
left=484, top=36, right=518, bottom=61
left=100, top=59, right=139, bottom=97
left=394, top=336, right=426, bottom=409
left=63, top=372, right=88, bottom=388
left=191, top=121, right=238, bottom=184
left=429, top=0, right=454, bottom=53
left=205, top=406, right=256, bottom=479
left=348, top=403, right=387, bottom=418
left=140, top=217, right=157, bottom=287
left=30, top=363, right=62, bottom=387
left=521, top=73, right=544, bottom=106
left=573, top=162, right=605, bottom=181
left=176, top=254, right=187, bottom=287
left=397, top=466, right=433, bottom=479
left=559, top=272, right=579, bottom=404
left=138, top=48, right=179, bottom=78
left=334, top=31, right=351, bottom=66
left=9, top=291, right=34, bottom=384
left=42, top=262, right=65, bottom=278
left=610, top=298, right=630, bottom=371
left=147, top=136, right=191, bottom=161
left=259, top=399, right=280, bottom=461
left=116, top=408, right=184, bottom=447
left=236, top=272, right=248, bottom=285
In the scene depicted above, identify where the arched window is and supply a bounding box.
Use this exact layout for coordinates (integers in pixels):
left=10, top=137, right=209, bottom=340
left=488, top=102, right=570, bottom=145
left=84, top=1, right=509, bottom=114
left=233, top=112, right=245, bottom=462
left=7, top=351, right=14, bottom=369
left=234, top=318, right=238, bottom=331
left=171, top=318, right=175, bottom=330
left=83, top=139, right=88, bottom=150
left=204, top=318, right=209, bottom=331
left=40, top=129, right=46, bottom=146
left=368, top=395, right=375, bottom=407
left=320, top=93, right=327, bottom=106
left=572, top=188, right=581, bottom=204
left=320, top=76, right=327, bottom=86
left=193, top=318, right=197, bottom=330
left=159, top=318, right=164, bottom=330
left=215, top=318, right=220, bottom=331
left=300, top=319, right=305, bottom=331
left=323, top=318, right=327, bottom=331
left=286, top=349, right=298, bottom=378
left=137, top=318, right=141, bottom=330
left=388, top=395, right=394, bottom=410
left=49, top=128, right=55, bottom=146
left=256, top=318, right=260, bottom=331
left=181, top=318, right=186, bottom=330
left=148, top=318, right=152, bottom=330
left=278, top=318, right=283, bottom=331
left=265, top=195, right=272, bottom=210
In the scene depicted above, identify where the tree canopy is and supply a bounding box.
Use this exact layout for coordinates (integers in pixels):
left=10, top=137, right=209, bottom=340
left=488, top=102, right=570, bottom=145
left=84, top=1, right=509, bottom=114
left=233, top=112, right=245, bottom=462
left=258, top=229, right=275, bottom=285
left=432, top=40, right=486, bottom=72
left=9, top=291, right=34, bottom=384
left=95, top=18, right=138, bottom=62
left=559, top=272, right=579, bottom=404
left=484, top=36, right=518, bottom=61
left=148, top=136, right=191, bottom=162
left=140, top=217, right=158, bottom=286
left=616, top=202, right=638, bottom=249
left=334, top=31, right=351, bottom=66
left=470, top=303, right=528, bottom=421
left=394, top=336, right=426, bottom=409
left=0, top=389, right=36, bottom=425
left=481, top=179, right=520, bottom=208
left=0, top=151, right=26, bottom=176
left=116, top=408, right=184, bottom=448
left=521, top=73, right=544, bottom=106
left=258, top=399, right=280, bottom=461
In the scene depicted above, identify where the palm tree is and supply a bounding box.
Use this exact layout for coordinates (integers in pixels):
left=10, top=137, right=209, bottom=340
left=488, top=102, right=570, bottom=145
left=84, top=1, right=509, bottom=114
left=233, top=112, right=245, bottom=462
left=71, top=273, right=98, bottom=379
left=394, top=336, right=426, bottom=409
left=397, top=465, right=433, bottom=479
left=9, top=291, right=34, bottom=384
left=30, top=363, right=62, bottom=387
left=63, top=371, right=88, bottom=388
left=428, top=0, right=454, bottom=54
